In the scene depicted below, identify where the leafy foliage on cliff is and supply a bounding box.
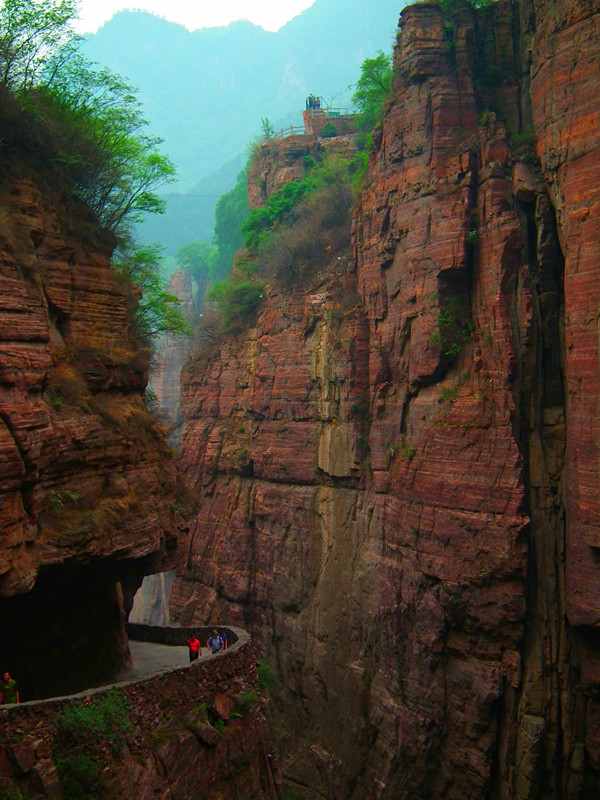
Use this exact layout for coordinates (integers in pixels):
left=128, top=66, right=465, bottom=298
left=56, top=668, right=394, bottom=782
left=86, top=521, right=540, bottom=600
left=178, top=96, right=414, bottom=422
left=438, top=0, right=496, bottom=10
left=207, top=279, right=265, bottom=334
left=177, top=241, right=217, bottom=287
left=54, top=691, right=132, bottom=798
left=200, top=150, right=358, bottom=341
left=351, top=50, right=392, bottom=134
left=113, top=245, right=189, bottom=341
left=242, top=177, right=316, bottom=251
left=212, top=168, right=250, bottom=280
left=0, top=0, right=186, bottom=343
left=245, top=153, right=356, bottom=284
left=41, top=53, right=175, bottom=233
left=0, top=0, right=174, bottom=239
left=0, top=0, right=76, bottom=92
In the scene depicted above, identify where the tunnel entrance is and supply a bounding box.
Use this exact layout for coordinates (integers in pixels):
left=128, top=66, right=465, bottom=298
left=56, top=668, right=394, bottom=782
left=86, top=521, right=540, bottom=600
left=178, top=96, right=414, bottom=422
left=0, top=561, right=136, bottom=702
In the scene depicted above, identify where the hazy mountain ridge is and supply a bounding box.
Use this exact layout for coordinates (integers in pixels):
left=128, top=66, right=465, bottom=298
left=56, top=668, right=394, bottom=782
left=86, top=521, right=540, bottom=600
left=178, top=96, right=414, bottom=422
left=83, top=0, right=401, bottom=182
left=82, top=0, right=403, bottom=252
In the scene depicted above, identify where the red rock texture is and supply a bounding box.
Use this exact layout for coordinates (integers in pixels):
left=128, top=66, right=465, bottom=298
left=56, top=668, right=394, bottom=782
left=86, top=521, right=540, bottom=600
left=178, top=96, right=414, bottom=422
left=0, top=638, right=281, bottom=800
left=0, top=149, right=184, bottom=697
left=170, top=0, right=600, bottom=798
left=248, top=135, right=358, bottom=209
left=525, top=0, right=600, bottom=625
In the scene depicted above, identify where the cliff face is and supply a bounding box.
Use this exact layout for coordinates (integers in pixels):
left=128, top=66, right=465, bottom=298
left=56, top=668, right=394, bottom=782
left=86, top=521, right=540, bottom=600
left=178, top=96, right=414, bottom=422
left=170, top=0, right=600, bottom=797
left=248, top=134, right=358, bottom=208
left=0, top=142, right=184, bottom=699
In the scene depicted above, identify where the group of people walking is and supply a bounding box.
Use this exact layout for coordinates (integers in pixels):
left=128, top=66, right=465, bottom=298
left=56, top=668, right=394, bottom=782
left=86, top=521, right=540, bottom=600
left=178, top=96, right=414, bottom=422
left=186, top=630, right=227, bottom=662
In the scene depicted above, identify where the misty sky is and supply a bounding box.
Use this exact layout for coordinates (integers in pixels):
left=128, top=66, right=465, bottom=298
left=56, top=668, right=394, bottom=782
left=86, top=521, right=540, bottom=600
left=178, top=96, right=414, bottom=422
left=74, top=0, right=317, bottom=34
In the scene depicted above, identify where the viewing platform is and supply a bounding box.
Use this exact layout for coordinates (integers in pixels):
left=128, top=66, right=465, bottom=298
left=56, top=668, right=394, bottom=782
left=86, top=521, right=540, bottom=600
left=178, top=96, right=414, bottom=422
left=273, top=95, right=359, bottom=140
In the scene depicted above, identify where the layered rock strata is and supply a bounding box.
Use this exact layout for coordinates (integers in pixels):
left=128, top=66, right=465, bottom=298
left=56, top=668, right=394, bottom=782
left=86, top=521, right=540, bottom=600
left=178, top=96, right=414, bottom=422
left=0, top=140, right=184, bottom=698
left=248, top=134, right=358, bottom=208
left=171, top=1, right=600, bottom=798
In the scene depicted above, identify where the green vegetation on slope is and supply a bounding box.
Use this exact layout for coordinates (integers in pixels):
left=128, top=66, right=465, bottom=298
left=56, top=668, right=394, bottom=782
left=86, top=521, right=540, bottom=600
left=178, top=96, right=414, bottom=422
left=113, top=245, right=190, bottom=342
left=212, top=168, right=250, bottom=281
left=81, top=0, right=404, bottom=253
left=351, top=50, right=393, bottom=135
left=0, top=0, right=184, bottom=344
left=202, top=149, right=361, bottom=338
left=190, top=41, right=397, bottom=341
left=54, top=691, right=132, bottom=799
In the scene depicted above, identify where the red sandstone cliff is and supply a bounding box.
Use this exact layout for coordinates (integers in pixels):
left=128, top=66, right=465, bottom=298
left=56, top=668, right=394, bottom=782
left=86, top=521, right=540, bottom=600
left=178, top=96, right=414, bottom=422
left=249, top=134, right=358, bottom=208
left=0, top=113, right=185, bottom=699
left=170, top=0, right=600, bottom=797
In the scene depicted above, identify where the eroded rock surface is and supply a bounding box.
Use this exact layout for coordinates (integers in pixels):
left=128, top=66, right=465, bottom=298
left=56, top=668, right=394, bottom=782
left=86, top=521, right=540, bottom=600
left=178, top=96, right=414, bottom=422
left=170, top=1, right=600, bottom=797
left=0, top=140, right=184, bottom=698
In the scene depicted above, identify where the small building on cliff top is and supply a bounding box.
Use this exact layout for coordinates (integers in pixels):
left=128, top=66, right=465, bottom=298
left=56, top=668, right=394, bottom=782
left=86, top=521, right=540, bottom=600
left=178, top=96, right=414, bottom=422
left=272, top=96, right=358, bottom=141
left=302, top=95, right=358, bottom=138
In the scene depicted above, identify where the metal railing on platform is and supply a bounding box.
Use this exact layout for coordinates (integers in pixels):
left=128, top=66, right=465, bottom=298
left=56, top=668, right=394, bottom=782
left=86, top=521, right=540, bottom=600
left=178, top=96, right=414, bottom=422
left=306, top=106, right=355, bottom=118
left=273, top=124, right=307, bottom=139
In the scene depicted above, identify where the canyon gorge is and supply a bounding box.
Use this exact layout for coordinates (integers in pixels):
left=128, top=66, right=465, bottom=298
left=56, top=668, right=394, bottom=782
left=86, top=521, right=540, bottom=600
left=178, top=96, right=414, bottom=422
left=167, top=0, right=600, bottom=797
left=0, top=0, right=599, bottom=798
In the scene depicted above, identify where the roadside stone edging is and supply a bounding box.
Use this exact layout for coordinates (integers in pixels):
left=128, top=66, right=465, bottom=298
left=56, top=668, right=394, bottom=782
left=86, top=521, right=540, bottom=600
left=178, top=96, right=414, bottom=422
left=0, top=633, right=277, bottom=799
left=3, top=625, right=249, bottom=709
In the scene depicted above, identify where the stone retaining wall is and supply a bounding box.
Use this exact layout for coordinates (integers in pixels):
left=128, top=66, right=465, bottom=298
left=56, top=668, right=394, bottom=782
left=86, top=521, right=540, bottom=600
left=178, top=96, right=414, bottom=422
left=0, top=633, right=280, bottom=799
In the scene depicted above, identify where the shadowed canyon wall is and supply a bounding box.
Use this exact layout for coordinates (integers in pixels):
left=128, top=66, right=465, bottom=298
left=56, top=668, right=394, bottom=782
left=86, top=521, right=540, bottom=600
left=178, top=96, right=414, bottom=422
left=170, top=0, right=600, bottom=798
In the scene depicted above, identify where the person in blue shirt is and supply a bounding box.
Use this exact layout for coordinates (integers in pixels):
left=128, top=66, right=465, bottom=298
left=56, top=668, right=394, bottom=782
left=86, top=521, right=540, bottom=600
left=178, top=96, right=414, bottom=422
left=206, top=630, right=223, bottom=653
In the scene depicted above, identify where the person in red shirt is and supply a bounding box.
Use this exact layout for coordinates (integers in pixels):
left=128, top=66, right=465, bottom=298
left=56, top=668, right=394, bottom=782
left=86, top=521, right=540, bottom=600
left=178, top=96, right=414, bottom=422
left=187, top=636, right=201, bottom=662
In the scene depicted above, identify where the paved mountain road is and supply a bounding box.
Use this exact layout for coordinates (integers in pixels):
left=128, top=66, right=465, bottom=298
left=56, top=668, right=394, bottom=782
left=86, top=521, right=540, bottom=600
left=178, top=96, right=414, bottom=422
left=119, top=640, right=220, bottom=680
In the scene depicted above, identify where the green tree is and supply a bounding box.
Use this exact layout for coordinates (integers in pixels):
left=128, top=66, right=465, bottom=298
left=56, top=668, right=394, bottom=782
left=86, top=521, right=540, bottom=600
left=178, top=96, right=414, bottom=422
left=177, top=241, right=216, bottom=284
left=212, top=168, right=250, bottom=281
left=320, top=120, right=337, bottom=138
left=260, top=116, right=275, bottom=139
left=351, top=50, right=392, bottom=133
left=113, top=245, right=189, bottom=341
left=38, top=52, right=175, bottom=236
left=0, top=0, right=175, bottom=240
left=176, top=239, right=217, bottom=308
left=207, top=279, right=264, bottom=334
left=0, top=0, right=77, bottom=92
left=0, top=0, right=181, bottom=350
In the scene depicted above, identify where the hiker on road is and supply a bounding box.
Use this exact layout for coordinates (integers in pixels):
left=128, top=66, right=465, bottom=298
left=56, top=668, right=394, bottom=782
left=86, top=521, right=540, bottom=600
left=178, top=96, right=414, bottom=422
left=187, top=635, right=201, bottom=662
left=1, top=673, right=19, bottom=704
left=207, top=630, right=224, bottom=654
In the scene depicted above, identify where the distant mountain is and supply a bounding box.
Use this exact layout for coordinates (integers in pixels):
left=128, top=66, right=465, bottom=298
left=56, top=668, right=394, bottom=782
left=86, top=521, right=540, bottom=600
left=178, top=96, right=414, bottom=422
left=82, top=0, right=404, bottom=252
left=136, top=154, right=246, bottom=253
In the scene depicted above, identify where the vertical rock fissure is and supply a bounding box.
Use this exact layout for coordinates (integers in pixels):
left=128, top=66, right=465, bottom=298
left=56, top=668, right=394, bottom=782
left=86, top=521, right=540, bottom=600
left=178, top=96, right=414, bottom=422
left=514, top=184, right=568, bottom=797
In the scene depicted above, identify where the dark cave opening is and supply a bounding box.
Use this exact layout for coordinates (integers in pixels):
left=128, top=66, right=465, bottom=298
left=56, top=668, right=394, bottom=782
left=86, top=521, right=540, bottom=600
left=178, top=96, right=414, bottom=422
left=0, top=560, right=143, bottom=701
